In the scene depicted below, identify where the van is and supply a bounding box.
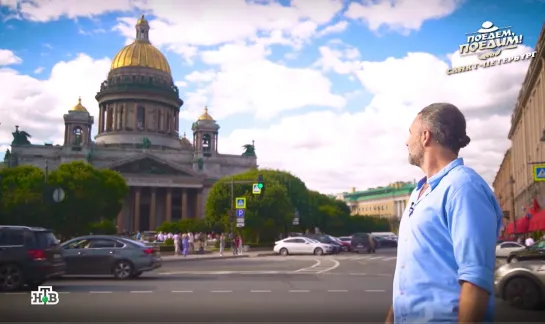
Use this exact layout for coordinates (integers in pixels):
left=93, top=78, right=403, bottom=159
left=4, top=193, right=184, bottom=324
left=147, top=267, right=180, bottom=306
left=350, top=232, right=376, bottom=254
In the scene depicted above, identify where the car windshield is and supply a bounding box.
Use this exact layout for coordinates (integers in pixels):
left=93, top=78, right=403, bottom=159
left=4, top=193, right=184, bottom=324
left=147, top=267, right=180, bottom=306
left=35, top=231, right=59, bottom=247
left=339, top=237, right=351, bottom=241
left=308, top=238, right=320, bottom=243
left=124, top=238, right=150, bottom=247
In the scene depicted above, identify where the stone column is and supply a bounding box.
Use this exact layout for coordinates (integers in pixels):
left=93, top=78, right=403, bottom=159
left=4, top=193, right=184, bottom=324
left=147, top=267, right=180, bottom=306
left=98, top=107, right=102, bottom=133
left=134, top=188, right=141, bottom=231
left=196, top=189, right=203, bottom=219
left=181, top=188, right=188, bottom=219
left=166, top=188, right=172, bottom=222
left=150, top=188, right=157, bottom=230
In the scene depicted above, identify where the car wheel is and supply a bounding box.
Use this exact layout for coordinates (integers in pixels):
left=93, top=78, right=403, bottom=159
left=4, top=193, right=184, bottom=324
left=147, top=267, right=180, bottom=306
left=112, top=260, right=134, bottom=280
left=279, top=248, right=289, bottom=256
left=0, top=264, right=24, bottom=292
left=314, top=248, right=324, bottom=255
left=504, top=277, right=542, bottom=310
left=508, top=257, right=518, bottom=263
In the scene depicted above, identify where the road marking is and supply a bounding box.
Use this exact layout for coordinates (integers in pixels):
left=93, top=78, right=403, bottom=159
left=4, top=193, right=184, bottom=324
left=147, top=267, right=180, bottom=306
left=158, top=270, right=286, bottom=275
left=171, top=290, right=193, bottom=293
left=289, top=290, right=310, bottom=293
left=365, top=289, right=386, bottom=292
left=250, top=290, right=271, bottom=293
left=317, top=258, right=340, bottom=274
left=382, top=257, right=397, bottom=261
left=294, top=258, right=322, bottom=272
left=349, top=273, right=367, bottom=276
left=89, top=291, right=112, bottom=294
left=58, top=292, right=71, bottom=294
left=130, top=291, right=153, bottom=293
left=211, top=290, right=233, bottom=293
left=367, top=257, right=384, bottom=260
left=327, top=289, right=348, bottom=292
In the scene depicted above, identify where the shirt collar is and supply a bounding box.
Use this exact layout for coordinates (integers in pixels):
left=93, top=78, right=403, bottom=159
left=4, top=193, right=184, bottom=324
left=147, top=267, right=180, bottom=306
left=415, top=158, right=464, bottom=191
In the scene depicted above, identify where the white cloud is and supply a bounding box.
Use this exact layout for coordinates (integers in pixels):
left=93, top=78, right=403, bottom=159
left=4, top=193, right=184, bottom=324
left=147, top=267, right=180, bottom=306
left=317, top=21, right=349, bottom=37
left=0, top=54, right=110, bottom=145
left=185, top=70, right=217, bottom=84
left=34, top=67, right=44, bottom=74
left=0, top=49, right=22, bottom=66
left=345, top=0, right=463, bottom=34
left=217, top=46, right=530, bottom=193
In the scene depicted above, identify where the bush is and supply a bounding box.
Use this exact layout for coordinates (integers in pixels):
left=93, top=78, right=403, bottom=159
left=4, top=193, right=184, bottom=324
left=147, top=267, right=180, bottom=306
left=163, top=238, right=174, bottom=246
left=159, top=245, right=175, bottom=252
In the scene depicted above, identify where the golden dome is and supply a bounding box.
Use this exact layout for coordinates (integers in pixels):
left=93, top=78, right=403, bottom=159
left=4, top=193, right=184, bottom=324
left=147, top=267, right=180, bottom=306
left=71, top=97, right=88, bottom=112
left=109, top=15, right=171, bottom=74
left=180, top=132, right=191, bottom=145
left=198, top=107, right=214, bottom=121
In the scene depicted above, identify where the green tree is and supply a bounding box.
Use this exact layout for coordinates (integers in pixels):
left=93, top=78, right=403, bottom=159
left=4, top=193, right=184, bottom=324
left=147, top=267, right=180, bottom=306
left=0, top=165, right=47, bottom=226
left=47, top=161, right=128, bottom=237
left=205, top=169, right=294, bottom=242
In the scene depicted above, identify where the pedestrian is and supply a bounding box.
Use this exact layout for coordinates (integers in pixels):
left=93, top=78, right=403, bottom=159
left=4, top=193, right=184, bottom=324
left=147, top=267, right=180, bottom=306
left=182, top=234, right=189, bottom=257
left=232, top=236, right=238, bottom=255
left=525, top=236, right=535, bottom=247
left=367, top=234, right=375, bottom=254
left=219, top=233, right=225, bottom=256
left=237, top=235, right=243, bottom=255
left=173, top=232, right=180, bottom=256
left=385, top=103, right=501, bottom=323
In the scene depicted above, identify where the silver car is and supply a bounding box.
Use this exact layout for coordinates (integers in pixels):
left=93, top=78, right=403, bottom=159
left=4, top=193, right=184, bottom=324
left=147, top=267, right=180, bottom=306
left=61, top=235, right=162, bottom=279
left=494, top=260, right=545, bottom=310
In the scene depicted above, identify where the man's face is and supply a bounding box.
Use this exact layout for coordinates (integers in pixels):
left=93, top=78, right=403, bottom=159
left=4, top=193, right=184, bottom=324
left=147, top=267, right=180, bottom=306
left=406, top=116, right=425, bottom=167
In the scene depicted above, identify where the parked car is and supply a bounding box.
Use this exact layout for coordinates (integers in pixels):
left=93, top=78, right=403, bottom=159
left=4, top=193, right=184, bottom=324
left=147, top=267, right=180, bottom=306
left=333, top=236, right=350, bottom=252
left=273, top=237, right=333, bottom=256
left=350, top=232, right=376, bottom=253
left=0, top=225, right=66, bottom=291
left=494, top=260, right=545, bottom=310
left=375, top=236, right=398, bottom=248
left=508, top=240, right=545, bottom=263
left=305, top=234, right=342, bottom=253
left=496, top=241, right=526, bottom=258
left=61, top=235, right=162, bottom=279
left=338, top=236, right=352, bottom=251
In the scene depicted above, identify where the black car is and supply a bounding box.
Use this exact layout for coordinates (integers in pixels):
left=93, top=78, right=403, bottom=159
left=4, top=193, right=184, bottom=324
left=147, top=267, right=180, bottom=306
left=350, top=232, right=376, bottom=253
left=0, top=225, right=66, bottom=291
left=305, top=234, right=341, bottom=254
left=375, top=236, right=398, bottom=248
left=507, top=240, right=545, bottom=263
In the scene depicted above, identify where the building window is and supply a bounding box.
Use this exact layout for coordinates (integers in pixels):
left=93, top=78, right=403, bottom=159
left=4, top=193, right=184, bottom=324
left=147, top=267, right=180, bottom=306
left=137, top=105, right=145, bottom=130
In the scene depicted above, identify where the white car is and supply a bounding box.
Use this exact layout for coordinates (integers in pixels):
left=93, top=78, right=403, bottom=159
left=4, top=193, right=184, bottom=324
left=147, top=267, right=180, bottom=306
left=496, top=241, right=526, bottom=258
left=273, top=236, right=333, bottom=256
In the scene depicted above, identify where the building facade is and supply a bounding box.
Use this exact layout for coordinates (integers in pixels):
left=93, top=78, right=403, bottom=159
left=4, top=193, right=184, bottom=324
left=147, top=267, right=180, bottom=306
left=508, top=23, right=545, bottom=218
left=337, top=182, right=416, bottom=219
left=492, top=149, right=514, bottom=227
left=5, top=16, right=257, bottom=232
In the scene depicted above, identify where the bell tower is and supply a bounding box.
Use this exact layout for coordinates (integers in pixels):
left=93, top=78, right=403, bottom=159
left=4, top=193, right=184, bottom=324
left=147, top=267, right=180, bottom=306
left=63, top=97, right=94, bottom=148
left=192, top=107, right=220, bottom=157
left=135, top=14, right=150, bottom=42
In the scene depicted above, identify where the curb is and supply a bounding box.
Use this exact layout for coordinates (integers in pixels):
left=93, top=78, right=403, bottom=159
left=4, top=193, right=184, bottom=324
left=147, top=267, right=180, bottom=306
left=161, top=255, right=250, bottom=262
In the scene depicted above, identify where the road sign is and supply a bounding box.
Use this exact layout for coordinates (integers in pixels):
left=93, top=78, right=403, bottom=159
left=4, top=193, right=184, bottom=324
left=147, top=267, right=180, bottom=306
left=252, top=183, right=262, bottom=195
left=292, top=217, right=299, bottom=225
left=31, top=286, right=59, bottom=305
left=534, top=165, right=545, bottom=182
left=236, top=218, right=245, bottom=228
left=236, top=209, right=245, bottom=218
left=52, top=188, right=65, bottom=203
left=235, top=197, right=246, bottom=209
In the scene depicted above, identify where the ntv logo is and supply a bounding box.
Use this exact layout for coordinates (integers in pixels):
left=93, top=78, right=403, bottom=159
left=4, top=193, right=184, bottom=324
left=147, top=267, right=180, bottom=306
left=31, top=286, right=59, bottom=305
left=447, top=21, right=537, bottom=75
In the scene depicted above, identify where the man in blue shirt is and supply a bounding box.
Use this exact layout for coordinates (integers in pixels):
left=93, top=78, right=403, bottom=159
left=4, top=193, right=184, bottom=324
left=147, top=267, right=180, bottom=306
left=385, top=103, right=502, bottom=323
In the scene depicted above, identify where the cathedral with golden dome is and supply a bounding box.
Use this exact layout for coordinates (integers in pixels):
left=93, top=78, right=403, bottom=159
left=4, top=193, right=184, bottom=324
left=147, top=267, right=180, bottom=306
left=7, top=16, right=257, bottom=232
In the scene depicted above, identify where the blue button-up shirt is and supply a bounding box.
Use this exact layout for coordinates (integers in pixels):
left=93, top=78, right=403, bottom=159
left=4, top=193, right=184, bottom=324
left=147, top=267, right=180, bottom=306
left=393, top=158, right=502, bottom=323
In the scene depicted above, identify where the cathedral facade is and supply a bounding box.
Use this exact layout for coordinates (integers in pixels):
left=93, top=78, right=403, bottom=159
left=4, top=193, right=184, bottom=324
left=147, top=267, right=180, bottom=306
left=6, top=16, right=257, bottom=232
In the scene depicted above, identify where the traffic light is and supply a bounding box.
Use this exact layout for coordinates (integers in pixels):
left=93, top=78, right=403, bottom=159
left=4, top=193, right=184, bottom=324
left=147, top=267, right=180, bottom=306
left=257, top=174, right=264, bottom=191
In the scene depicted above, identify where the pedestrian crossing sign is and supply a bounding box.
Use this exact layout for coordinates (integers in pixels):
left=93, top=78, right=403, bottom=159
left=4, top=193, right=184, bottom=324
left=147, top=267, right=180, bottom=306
left=533, top=165, right=545, bottom=182
left=252, top=183, right=262, bottom=194
left=235, top=197, right=246, bottom=209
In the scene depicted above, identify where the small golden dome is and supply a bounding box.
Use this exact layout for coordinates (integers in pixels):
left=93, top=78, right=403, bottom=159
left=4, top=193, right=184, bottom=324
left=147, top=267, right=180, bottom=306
left=71, top=97, right=88, bottom=112
left=198, top=107, right=214, bottom=121
left=109, top=15, right=171, bottom=74
left=180, top=132, right=191, bottom=145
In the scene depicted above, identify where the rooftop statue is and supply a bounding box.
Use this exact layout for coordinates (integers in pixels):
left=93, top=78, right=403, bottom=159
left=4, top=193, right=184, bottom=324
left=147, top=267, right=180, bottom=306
left=4, top=149, right=10, bottom=161
left=242, top=143, right=256, bottom=157
left=11, top=126, right=32, bottom=145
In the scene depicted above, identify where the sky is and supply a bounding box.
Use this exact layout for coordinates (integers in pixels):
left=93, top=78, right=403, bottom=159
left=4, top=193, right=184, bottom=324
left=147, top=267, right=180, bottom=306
left=0, top=0, right=543, bottom=194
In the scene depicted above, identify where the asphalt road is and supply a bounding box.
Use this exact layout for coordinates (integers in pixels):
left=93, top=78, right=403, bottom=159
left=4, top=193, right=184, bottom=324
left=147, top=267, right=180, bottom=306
left=0, top=249, right=543, bottom=322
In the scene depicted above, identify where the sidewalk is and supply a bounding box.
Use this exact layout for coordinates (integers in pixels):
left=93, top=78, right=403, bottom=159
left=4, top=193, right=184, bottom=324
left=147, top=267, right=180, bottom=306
left=161, top=251, right=275, bottom=262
